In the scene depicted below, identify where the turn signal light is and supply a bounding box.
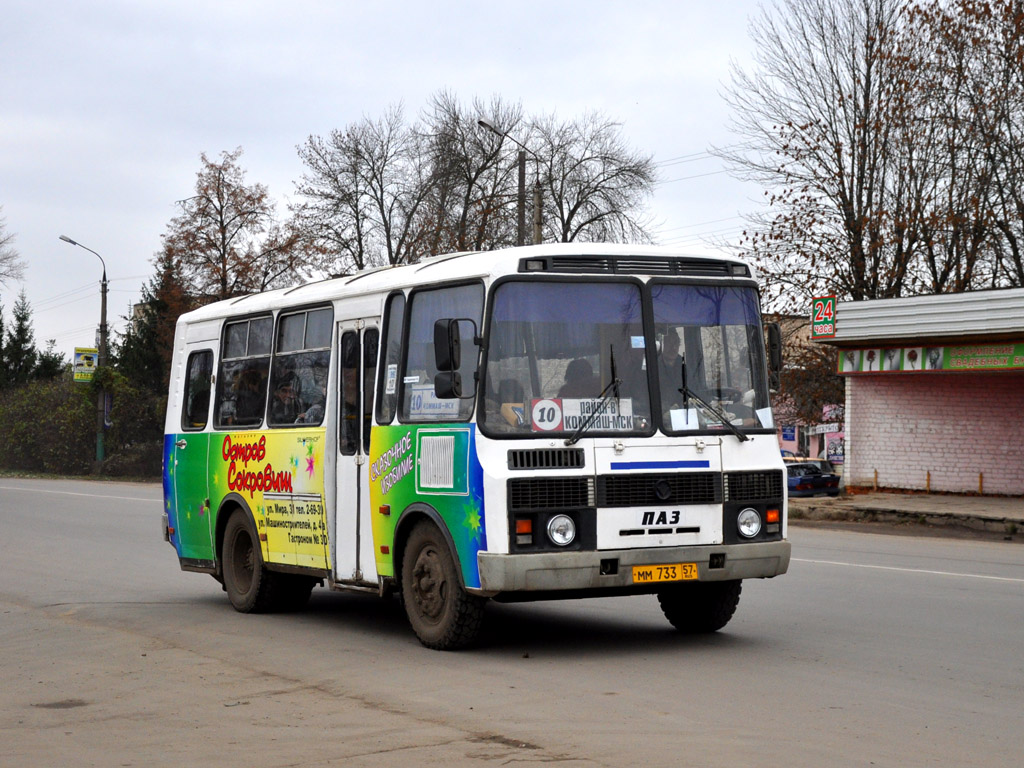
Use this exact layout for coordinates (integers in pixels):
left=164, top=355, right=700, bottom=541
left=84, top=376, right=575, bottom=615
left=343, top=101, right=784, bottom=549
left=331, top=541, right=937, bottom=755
left=766, top=509, right=780, bottom=524
left=515, top=517, right=533, bottom=546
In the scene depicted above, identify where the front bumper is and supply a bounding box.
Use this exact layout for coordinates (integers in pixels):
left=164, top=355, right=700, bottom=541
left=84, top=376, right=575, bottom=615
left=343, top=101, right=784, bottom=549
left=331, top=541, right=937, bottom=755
left=476, top=540, right=791, bottom=595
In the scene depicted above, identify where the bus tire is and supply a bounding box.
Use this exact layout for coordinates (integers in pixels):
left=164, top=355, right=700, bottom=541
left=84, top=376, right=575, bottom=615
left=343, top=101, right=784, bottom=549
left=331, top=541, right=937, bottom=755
left=222, top=509, right=279, bottom=613
left=401, top=521, right=485, bottom=650
left=657, top=580, right=742, bottom=633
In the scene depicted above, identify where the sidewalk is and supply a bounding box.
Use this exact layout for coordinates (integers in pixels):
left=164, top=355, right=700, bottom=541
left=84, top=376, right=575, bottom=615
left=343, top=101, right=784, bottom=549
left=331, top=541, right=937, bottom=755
left=788, top=490, right=1024, bottom=535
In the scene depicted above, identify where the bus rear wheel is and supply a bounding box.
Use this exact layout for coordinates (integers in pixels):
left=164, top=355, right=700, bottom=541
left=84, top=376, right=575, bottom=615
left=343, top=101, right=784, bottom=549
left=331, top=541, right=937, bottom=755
left=222, top=509, right=280, bottom=613
left=657, top=580, right=742, bottom=633
left=401, top=521, right=485, bottom=650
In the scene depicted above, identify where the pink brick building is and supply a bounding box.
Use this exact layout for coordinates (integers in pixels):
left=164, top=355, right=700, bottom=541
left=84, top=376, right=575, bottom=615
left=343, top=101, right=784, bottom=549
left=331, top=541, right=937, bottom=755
left=817, top=289, right=1024, bottom=496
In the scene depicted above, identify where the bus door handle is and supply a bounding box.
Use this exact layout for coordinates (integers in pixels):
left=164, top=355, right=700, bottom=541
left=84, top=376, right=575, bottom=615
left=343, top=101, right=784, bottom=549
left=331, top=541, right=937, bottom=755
left=175, top=439, right=188, bottom=449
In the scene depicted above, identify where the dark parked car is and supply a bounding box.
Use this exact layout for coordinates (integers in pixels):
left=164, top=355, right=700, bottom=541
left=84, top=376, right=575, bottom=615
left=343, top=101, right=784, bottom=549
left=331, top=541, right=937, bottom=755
left=787, top=462, right=840, bottom=497
left=784, top=457, right=839, bottom=474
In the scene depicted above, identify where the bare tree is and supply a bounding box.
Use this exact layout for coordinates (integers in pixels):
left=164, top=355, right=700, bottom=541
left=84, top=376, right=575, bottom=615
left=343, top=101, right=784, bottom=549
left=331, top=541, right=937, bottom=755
left=720, top=0, right=920, bottom=311
left=529, top=111, right=657, bottom=243
left=295, top=105, right=436, bottom=275
left=419, top=91, right=523, bottom=253
left=0, top=207, right=26, bottom=286
left=165, top=148, right=307, bottom=301
left=293, top=93, right=659, bottom=267
left=911, top=0, right=1024, bottom=289
left=722, top=0, right=1024, bottom=311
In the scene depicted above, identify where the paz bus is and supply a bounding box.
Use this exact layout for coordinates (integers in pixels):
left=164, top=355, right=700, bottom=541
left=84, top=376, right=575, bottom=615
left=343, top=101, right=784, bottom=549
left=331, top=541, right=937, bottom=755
left=162, top=243, right=790, bottom=649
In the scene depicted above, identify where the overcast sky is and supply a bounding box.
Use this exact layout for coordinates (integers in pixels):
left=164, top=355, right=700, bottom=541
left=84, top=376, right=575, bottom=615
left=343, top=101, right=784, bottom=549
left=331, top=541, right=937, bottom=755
left=1, top=0, right=766, bottom=354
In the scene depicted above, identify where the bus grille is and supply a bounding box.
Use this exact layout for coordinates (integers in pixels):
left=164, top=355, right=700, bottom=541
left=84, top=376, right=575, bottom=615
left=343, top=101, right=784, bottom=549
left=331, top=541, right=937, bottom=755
left=507, top=477, right=595, bottom=511
left=522, top=255, right=741, bottom=277
left=597, top=472, right=722, bottom=507
left=507, top=448, right=585, bottom=470
left=724, top=470, right=783, bottom=501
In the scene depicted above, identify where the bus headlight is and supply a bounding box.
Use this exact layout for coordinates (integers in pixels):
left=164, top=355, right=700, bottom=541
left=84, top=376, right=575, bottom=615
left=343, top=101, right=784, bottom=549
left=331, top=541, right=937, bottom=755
left=737, top=508, right=761, bottom=538
left=547, top=514, right=576, bottom=546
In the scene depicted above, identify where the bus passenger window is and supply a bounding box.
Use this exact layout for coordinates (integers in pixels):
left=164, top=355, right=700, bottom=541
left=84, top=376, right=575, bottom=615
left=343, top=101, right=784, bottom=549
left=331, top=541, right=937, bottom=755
left=269, top=307, right=333, bottom=428
left=375, top=293, right=405, bottom=425
left=215, top=316, right=272, bottom=429
left=400, top=283, right=483, bottom=423
left=339, top=331, right=358, bottom=455
left=181, top=350, right=213, bottom=431
left=362, top=328, right=379, bottom=452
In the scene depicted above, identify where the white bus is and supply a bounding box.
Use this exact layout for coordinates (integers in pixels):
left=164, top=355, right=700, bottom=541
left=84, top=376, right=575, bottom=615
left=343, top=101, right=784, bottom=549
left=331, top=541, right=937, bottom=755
left=162, top=243, right=790, bottom=649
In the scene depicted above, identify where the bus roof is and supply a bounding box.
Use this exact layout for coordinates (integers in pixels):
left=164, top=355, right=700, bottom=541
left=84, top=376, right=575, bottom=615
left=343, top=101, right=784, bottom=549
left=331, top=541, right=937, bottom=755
left=176, top=243, right=752, bottom=325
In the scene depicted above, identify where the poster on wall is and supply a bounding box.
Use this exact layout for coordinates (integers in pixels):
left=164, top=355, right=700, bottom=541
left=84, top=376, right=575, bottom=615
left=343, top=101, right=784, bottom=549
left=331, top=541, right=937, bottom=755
left=838, top=341, right=1024, bottom=374
left=826, top=436, right=844, bottom=464
left=810, top=296, right=836, bottom=339
left=73, top=347, right=98, bottom=382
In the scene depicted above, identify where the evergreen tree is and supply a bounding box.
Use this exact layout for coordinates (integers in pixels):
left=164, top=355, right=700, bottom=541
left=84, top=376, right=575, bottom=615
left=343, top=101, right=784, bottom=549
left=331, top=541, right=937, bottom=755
left=34, top=339, right=66, bottom=380
left=4, top=290, right=37, bottom=387
left=114, top=249, right=193, bottom=393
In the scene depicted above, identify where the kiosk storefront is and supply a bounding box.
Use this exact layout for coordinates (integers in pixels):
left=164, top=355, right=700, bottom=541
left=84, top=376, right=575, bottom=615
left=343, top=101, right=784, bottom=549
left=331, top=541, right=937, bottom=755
left=815, top=288, right=1024, bottom=495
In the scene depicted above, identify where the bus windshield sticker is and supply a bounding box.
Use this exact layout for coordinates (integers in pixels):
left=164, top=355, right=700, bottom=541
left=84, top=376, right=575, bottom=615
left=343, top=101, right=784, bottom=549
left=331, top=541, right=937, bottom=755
left=407, top=384, right=461, bottom=418
left=669, top=408, right=699, bottom=430
left=530, top=397, right=634, bottom=433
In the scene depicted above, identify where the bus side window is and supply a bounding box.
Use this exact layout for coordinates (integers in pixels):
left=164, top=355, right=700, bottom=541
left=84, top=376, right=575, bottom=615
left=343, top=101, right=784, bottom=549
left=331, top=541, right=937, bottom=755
left=215, top=316, right=272, bottom=429
left=375, top=292, right=405, bottom=426
left=400, top=282, right=483, bottom=423
left=269, top=307, right=333, bottom=428
left=181, top=350, right=213, bottom=431
left=339, top=331, right=359, bottom=456
left=362, top=328, right=379, bottom=452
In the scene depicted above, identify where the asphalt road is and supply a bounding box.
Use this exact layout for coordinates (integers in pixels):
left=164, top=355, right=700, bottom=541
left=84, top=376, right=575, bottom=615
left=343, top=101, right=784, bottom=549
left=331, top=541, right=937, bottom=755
left=2, top=477, right=1022, bottom=767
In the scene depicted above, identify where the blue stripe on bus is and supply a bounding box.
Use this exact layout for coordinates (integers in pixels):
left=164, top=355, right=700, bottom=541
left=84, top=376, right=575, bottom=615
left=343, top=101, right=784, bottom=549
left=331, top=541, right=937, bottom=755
left=609, top=460, right=711, bottom=470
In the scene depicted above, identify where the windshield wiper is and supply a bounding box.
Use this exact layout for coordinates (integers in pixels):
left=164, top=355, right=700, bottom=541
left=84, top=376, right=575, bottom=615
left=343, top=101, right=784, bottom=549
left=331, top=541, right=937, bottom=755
left=679, top=359, right=749, bottom=442
left=564, top=376, right=622, bottom=446
left=610, top=344, right=621, bottom=402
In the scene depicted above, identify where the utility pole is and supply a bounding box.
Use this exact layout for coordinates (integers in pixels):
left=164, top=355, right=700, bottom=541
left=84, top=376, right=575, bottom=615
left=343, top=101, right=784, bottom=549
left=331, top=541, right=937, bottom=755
left=517, top=150, right=526, bottom=246
left=478, top=118, right=543, bottom=245
left=59, top=235, right=109, bottom=472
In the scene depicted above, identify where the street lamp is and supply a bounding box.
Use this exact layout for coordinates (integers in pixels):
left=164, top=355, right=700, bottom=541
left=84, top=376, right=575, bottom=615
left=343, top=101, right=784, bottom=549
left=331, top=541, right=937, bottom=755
left=59, top=234, right=109, bottom=471
left=477, top=118, right=543, bottom=245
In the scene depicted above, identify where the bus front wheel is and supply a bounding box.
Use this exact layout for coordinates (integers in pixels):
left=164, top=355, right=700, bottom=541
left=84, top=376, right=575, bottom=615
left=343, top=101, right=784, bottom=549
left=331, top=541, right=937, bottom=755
left=657, top=580, right=742, bottom=633
left=400, top=521, right=485, bottom=650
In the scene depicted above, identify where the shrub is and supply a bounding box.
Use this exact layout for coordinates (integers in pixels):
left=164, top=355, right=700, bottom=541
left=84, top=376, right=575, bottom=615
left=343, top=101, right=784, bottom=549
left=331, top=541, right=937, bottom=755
left=0, top=371, right=165, bottom=477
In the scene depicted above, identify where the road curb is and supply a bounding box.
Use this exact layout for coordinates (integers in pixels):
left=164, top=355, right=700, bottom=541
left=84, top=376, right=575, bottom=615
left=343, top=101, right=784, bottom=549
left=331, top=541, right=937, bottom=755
left=789, top=498, right=1022, bottom=536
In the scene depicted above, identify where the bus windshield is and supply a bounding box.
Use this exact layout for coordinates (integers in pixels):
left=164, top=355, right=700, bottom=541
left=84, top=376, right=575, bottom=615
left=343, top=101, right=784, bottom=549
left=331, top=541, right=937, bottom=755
left=482, top=279, right=772, bottom=436
left=650, top=282, right=772, bottom=434
left=483, top=280, right=652, bottom=436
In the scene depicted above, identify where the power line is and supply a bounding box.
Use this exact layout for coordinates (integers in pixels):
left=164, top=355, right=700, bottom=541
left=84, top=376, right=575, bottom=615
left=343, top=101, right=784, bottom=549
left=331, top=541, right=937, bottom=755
left=654, top=168, right=731, bottom=185
left=35, top=294, right=97, bottom=313
left=650, top=215, right=744, bottom=236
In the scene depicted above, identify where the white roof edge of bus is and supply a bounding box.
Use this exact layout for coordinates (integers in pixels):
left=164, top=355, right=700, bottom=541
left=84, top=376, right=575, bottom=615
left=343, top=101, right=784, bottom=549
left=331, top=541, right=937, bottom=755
left=176, top=243, right=748, bottom=325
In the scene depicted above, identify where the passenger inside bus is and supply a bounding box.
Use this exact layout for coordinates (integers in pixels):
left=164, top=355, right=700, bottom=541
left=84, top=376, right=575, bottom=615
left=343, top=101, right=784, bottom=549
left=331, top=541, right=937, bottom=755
left=233, top=367, right=265, bottom=423
left=657, top=330, right=685, bottom=408
left=271, top=375, right=300, bottom=423
left=558, top=358, right=598, bottom=398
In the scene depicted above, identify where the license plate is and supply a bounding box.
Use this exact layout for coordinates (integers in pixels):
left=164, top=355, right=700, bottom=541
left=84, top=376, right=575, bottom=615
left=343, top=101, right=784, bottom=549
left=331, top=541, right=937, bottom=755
left=632, top=562, right=698, bottom=584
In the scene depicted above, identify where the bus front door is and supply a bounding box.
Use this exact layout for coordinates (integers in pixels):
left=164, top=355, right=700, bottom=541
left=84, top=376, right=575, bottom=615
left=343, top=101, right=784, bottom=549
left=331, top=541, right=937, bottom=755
left=334, top=320, right=379, bottom=584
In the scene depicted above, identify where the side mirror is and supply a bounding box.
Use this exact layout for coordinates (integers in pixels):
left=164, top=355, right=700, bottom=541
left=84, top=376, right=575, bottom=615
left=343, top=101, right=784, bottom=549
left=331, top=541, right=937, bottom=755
left=766, top=322, right=783, bottom=391
left=434, top=371, right=463, bottom=399
left=434, top=318, right=461, bottom=372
